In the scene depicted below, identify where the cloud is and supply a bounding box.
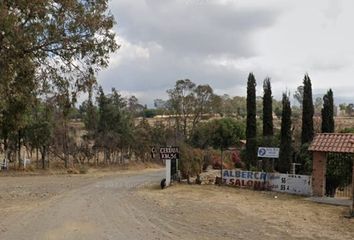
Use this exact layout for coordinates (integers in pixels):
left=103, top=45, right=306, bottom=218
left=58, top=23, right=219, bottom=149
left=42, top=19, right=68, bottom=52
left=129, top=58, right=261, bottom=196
left=96, top=0, right=354, bottom=106
left=97, top=0, right=281, bottom=105
left=113, top=0, right=279, bottom=58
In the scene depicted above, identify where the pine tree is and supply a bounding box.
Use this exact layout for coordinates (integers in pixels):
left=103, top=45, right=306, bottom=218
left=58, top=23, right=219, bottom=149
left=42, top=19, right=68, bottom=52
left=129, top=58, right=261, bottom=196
left=321, top=89, right=341, bottom=196
left=262, top=77, right=273, bottom=137
left=279, top=93, right=292, bottom=173
left=301, top=74, right=314, bottom=144
left=246, top=73, right=257, bottom=169
left=321, top=89, right=334, bottom=133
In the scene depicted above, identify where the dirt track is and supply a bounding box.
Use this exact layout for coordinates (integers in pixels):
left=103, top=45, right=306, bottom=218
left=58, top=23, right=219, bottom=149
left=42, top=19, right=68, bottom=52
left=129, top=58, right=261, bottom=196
left=0, top=170, right=353, bottom=240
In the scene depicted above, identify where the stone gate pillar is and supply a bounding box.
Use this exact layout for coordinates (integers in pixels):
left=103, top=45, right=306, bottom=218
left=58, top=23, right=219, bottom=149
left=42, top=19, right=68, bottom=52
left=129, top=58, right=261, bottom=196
left=312, top=151, right=327, bottom=197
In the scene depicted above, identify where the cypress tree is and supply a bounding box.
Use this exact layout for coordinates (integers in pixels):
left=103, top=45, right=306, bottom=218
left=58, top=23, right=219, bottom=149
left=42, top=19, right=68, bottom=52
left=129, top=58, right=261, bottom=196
left=278, top=93, right=292, bottom=173
left=263, top=77, right=273, bottom=137
left=246, top=73, right=257, bottom=169
left=301, top=74, right=314, bottom=144
left=321, top=89, right=334, bottom=133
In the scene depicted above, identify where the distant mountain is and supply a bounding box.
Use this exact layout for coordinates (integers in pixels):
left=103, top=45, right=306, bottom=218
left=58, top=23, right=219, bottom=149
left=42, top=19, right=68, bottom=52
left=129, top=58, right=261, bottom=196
left=312, top=94, right=354, bottom=105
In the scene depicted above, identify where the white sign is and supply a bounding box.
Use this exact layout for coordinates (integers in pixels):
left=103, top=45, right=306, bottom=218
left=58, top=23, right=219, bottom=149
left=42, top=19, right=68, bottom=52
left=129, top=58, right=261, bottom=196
left=223, top=170, right=312, bottom=196
left=257, top=147, right=279, bottom=158
left=270, top=173, right=312, bottom=195
left=159, top=146, right=179, bottom=160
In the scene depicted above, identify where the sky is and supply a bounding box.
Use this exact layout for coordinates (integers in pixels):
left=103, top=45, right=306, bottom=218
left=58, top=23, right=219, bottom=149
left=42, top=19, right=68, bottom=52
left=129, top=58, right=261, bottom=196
left=96, top=0, right=354, bottom=106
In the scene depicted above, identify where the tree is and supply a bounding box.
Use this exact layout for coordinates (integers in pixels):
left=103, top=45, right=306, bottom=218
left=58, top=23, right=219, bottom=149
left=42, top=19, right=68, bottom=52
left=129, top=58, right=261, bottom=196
left=0, top=57, right=36, bottom=168
left=346, top=103, right=354, bottom=116
left=301, top=74, right=314, bottom=144
left=321, top=89, right=334, bottom=133
left=84, top=74, right=98, bottom=134
left=24, top=119, right=52, bottom=169
left=0, top=1, right=117, bottom=89
left=190, top=122, right=213, bottom=149
left=190, top=118, right=245, bottom=150
left=293, top=85, right=304, bottom=107
left=262, top=77, right=273, bottom=137
left=210, top=118, right=245, bottom=151
left=314, top=97, right=323, bottom=116
left=0, top=1, right=117, bottom=168
left=245, top=73, right=257, bottom=169
left=211, top=118, right=244, bottom=177
left=179, top=143, right=203, bottom=183
left=325, top=153, right=352, bottom=197
left=95, top=87, right=134, bottom=165
left=167, top=79, right=213, bottom=140
left=191, top=118, right=245, bottom=181
left=209, top=94, right=223, bottom=116
left=167, top=79, right=196, bottom=139
left=132, top=119, right=152, bottom=162
left=323, top=103, right=349, bottom=197
left=278, top=93, right=292, bottom=173
left=127, top=96, right=144, bottom=117
left=190, top=84, right=213, bottom=135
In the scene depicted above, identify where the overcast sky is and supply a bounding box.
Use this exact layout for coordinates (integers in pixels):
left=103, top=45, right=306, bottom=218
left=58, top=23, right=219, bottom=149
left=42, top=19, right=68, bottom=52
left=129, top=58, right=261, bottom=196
left=96, top=0, right=354, bottom=106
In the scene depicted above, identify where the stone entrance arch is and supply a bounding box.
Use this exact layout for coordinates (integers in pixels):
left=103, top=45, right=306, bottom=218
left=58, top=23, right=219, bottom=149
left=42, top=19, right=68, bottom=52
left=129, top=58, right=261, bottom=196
left=309, top=133, right=354, bottom=212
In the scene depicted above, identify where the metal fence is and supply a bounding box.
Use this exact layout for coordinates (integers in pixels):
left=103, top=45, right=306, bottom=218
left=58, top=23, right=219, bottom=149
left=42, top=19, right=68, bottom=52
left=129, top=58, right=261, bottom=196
left=326, top=153, right=353, bottom=199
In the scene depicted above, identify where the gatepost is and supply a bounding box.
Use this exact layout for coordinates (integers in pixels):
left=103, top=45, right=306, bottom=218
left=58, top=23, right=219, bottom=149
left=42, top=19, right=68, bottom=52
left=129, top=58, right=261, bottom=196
left=165, top=159, right=171, bottom=186
left=351, top=159, right=354, bottom=215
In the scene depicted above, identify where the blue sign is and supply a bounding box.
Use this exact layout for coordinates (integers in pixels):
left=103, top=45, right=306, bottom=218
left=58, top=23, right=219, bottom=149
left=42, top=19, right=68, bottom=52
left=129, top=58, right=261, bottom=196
left=257, top=147, right=279, bottom=158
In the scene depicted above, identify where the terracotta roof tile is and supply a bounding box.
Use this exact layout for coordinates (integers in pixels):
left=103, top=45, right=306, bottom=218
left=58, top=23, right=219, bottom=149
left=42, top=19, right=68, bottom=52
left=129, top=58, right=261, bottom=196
left=308, top=133, right=354, bottom=153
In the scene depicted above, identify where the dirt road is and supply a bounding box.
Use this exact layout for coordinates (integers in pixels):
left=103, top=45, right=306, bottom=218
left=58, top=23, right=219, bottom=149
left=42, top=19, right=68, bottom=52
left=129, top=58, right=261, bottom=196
left=0, top=170, right=167, bottom=240
left=1, top=170, right=353, bottom=240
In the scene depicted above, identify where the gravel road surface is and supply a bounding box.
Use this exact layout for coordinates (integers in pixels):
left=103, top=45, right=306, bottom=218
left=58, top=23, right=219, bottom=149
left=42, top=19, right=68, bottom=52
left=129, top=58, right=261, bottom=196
left=0, top=170, right=170, bottom=240
left=1, top=169, right=353, bottom=240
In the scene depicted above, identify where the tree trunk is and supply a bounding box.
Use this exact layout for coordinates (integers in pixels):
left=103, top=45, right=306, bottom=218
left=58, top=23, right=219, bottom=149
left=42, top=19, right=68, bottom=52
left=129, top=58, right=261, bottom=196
left=41, top=146, right=46, bottom=169
left=220, top=149, right=223, bottom=185
left=47, top=149, right=50, bottom=168
left=36, top=148, right=39, bottom=168
left=63, top=119, right=69, bottom=168
left=4, top=137, right=9, bottom=160
left=18, top=130, right=22, bottom=169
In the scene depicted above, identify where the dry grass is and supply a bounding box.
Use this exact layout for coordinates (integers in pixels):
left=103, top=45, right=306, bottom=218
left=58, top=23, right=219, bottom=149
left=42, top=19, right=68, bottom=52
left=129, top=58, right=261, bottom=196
left=139, top=184, right=354, bottom=240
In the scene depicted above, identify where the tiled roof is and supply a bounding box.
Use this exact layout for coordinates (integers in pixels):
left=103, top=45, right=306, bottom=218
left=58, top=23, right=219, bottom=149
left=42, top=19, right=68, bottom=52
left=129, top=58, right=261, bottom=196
left=308, top=133, right=354, bottom=153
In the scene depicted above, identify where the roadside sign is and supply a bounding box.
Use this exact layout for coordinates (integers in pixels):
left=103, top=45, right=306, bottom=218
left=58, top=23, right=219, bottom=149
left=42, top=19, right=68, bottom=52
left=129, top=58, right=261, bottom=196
left=257, top=147, right=279, bottom=158
left=159, top=146, right=179, bottom=160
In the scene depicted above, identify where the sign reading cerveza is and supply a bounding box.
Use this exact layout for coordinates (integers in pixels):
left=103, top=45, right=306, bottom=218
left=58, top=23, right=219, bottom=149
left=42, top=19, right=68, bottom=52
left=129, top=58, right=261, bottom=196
left=159, top=146, right=179, bottom=160
left=257, top=147, right=279, bottom=158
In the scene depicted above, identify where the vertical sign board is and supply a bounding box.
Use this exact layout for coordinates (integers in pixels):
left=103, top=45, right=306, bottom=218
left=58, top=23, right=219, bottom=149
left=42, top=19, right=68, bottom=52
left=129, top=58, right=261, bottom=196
left=159, top=147, right=179, bottom=187
left=223, top=169, right=312, bottom=196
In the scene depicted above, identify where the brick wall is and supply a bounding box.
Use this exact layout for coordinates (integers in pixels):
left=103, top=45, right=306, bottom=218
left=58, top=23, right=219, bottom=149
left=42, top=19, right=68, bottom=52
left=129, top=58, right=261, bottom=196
left=352, top=160, right=354, bottom=211
left=312, top=152, right=327, bottom=196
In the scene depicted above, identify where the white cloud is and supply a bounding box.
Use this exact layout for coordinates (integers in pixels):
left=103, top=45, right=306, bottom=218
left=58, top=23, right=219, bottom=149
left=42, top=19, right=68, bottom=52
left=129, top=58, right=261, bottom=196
left=95, top=0, right=354, bottom=106
left=109, top=37, right=160, bottom=68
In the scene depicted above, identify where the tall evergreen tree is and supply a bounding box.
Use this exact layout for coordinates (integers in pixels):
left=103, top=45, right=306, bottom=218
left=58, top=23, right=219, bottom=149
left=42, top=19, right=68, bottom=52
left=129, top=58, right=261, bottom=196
left=301, top=74, right=314, bottom=144
left=321, top=89, right=334, bottom=133
left=279, top=93, right=292, bottom=173
left=246, top=73, right=257, bottom=169
left=262, top=77, right=273, bottom=137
